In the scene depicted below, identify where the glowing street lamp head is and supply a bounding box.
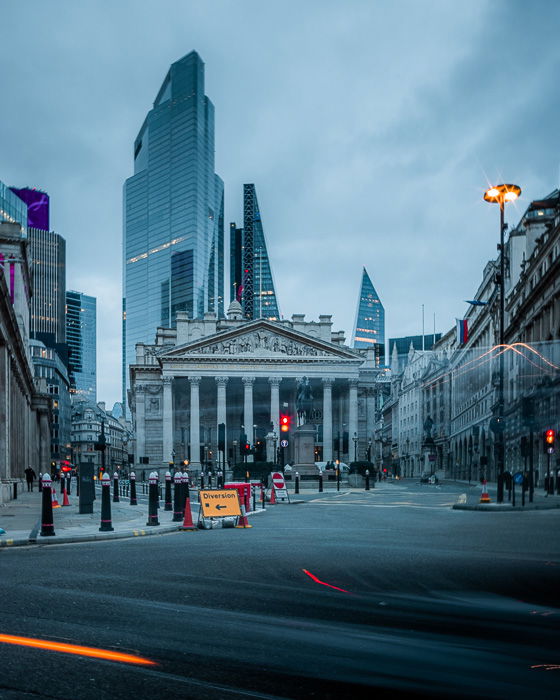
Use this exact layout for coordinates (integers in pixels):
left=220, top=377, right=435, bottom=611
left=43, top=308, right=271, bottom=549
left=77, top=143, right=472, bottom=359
left=483, top=183, right=522, bottom=205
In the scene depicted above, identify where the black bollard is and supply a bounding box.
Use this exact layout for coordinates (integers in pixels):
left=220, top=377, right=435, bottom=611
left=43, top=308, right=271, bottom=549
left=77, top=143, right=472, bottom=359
left=67, top=474, right=72, bottom=496
left=113, top=472, right=120, bottom=502
left=99, top=473, right=114, bottom=531
left=38, top=473, right=43, bottom=492
left=146, top=471, right=160, bottom=526
left=365, top=469, right=370, bottom=491
left=129, top=471, right=138, bottom=505
left=336, top=468, right=340, bottom=492
left=295, top=471, right=300, bottom=494
left=40, top=473, right=55, bottom=537
left=172, top=472, right=183, bottom=521
left=200, top=472, right=205, bottom=490
left=319, top=472, right=323, bottom=493
left=164, top=471, right=173, bottom=511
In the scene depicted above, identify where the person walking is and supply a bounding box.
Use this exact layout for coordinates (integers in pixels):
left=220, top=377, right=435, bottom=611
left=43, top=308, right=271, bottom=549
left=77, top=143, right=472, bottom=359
left=24, top=466, right=37, bottom=492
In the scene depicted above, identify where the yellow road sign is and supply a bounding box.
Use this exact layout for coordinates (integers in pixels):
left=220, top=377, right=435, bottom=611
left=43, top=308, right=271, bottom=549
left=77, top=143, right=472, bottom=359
left=199, top=489, right=241, bottom=517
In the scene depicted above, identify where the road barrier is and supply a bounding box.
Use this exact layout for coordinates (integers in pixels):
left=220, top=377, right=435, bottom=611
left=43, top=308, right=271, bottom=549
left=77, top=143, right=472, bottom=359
left=40, top=474, right=55, bottom=537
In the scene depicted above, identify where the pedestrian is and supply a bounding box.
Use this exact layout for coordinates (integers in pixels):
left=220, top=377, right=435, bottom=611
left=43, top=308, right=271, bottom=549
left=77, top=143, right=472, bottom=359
left=24, top=466, right=37, bottom=492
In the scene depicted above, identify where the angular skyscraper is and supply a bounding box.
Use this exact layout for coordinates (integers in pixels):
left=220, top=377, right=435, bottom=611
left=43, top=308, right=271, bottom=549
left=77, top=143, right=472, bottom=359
left=230, top=184, right=280, bottom=320
left=352, top=267, right=385, bottom=365
left=66, top=290, right=97, bottom=403
left=123, top=51, right=224, bottom=407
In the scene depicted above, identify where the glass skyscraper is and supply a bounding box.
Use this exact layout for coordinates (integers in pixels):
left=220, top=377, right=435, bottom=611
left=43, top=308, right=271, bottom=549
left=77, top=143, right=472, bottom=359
left=66, top=290, right=97, bottom=403
left=0, top=180, right=27, bottom=235
left=352, top=267, right=385, bottom=365
left=123, top=51, right=224, bottom=407
left=230, top=184, right=280, bottom=320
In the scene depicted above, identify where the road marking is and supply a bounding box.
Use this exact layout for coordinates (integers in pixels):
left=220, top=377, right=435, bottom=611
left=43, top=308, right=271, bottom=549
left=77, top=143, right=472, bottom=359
left=302, top=569, right=351, bottom=593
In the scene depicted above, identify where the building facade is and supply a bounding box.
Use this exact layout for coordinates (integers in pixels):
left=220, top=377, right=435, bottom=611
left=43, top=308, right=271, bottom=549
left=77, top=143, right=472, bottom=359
left=123, top=50, right=224, bottom=410
left=66, top=290, right=97, bottom=402
left=1, top=181, right=28, bottom=234
left=71, top=401, right=130, bottom=474
left=352, top=267, right=385, bottom=365
left=230, top=184, right=280, bottom=320
left=129, top=303, right=385, bottom=474
left=0, top=222, right=51, bottom=500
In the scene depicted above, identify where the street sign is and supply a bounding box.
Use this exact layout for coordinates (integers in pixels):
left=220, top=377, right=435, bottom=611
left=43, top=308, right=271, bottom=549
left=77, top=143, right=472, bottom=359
left=513, top=472, right=524, bottom=485
left=199, top=489, right=241, bottom=517
left=270, top=472, right=289, bottom=500
left=280, top=439, right=288, bottom=448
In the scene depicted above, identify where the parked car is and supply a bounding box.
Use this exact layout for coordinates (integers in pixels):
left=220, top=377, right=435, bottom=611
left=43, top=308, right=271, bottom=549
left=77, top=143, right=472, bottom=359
left=315, top=461, right=349, bottom=473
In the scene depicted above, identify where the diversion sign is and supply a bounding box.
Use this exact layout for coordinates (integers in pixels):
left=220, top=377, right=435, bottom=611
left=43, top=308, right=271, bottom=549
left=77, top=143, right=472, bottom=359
left=199, top=489, right=242, bottom=518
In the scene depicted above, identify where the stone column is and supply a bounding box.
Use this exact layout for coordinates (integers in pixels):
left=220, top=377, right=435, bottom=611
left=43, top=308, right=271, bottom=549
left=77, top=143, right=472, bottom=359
left=135, top=385, right=146, bottom=465
left=242, top=376, right=255, bottom=463
left=269, top=377, right=282, bottom=435
left=216, top=376, right=228, bottom=469
left=162, top=377, right=173, bottom=464
left=348, top=378, right=359, bottom=461
left=189, top=376, right=202, bottom=469
left=322, top=378, right=333, bottom=461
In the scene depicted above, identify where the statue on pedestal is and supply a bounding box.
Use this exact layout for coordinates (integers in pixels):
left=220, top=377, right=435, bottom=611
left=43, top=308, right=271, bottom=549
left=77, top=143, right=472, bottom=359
left=296, top=377, right=313, bottom=426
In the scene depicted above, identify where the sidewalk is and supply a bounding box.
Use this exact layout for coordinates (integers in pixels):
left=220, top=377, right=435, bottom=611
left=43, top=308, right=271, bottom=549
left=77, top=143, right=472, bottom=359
left=0, top=486, right=197, bottom=548
left=450, top=480, right=560, bottom=511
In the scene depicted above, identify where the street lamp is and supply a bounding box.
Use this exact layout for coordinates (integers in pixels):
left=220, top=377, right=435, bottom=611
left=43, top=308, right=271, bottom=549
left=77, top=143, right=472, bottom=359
left=484, top=183, right=521, bottom=503
left=352, top=432, right=358, bottom=463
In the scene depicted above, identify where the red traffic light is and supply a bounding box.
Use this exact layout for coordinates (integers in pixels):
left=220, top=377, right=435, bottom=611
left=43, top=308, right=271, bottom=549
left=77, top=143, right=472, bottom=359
left=280, top=414, right=291, bottom=432
left=545, top=429, right=555, bottom=444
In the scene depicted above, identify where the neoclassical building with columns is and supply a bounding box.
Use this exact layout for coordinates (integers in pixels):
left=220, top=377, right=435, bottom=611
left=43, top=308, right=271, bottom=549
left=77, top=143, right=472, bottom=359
left=129, top=302, right=386, bottom=473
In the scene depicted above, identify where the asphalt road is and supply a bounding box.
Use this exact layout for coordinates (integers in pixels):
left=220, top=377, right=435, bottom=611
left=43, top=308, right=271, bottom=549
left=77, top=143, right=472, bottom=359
left=1, top=481, right=559, bottom=699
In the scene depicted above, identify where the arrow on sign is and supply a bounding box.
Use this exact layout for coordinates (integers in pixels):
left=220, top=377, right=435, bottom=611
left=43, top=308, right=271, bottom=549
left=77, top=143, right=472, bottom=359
left=215, top=504, right=228, bottom=510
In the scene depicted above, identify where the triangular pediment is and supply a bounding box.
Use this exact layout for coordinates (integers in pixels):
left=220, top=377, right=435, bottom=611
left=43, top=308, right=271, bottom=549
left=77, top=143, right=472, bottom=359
left=158, top=320, right=362, bottom=362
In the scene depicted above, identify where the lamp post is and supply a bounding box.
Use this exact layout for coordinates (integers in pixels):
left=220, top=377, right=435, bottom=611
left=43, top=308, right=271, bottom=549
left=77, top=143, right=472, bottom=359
left=484, top=183, right=521, bottom=503
left=352, top=432, right=358, bottom=463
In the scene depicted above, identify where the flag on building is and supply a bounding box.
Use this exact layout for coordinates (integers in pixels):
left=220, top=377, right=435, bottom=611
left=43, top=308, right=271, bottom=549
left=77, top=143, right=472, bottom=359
left=456, top=318, right=468, bottom=345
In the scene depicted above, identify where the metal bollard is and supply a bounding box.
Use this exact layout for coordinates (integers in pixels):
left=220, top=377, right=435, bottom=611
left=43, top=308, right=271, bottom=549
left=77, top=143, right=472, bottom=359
left=40, top=474, right=55, bottom=537
left=319, top=472, right=323, bottom=493
left=67, top=474, right=72, bottom=496
left=295, top=471, right=300, bottom=494
left=129, top=472, right=138, bottom=506
left=365, top=470, right=370, bottom=491
left=146, top=471, right=160, bottom=526
left=39, top=473, right=43, bottom=492
left=172, top=471, right=183, bottom=521
left=200, top=472, right=205, bottom=490
left=336, top=468, right=340, bottom=492
left=113, top=472, right=120, bottom=502
left=99, top=473, right=114, bottom=532
left=164, top=471, right=173, bottom=511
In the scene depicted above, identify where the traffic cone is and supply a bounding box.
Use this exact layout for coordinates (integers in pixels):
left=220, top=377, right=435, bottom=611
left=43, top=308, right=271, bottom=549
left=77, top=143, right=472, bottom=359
left=62, top=486, right=70, bottom=506
left=181, top=497, right=196, bottom=530
left=479, top=479, right=491, bottom=504
left=51, top=485, right=60, bottom=508
left=236, top=504, right=252, bottom=529
left=269, top=485, right=276, bottom=505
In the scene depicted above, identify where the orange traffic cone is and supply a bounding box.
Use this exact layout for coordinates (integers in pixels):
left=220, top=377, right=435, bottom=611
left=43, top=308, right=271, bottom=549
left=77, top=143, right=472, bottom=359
left=479, top=479, right=491, bottom=504
left=51, top=485, right=60, bottom=508
left=236, top=504, right=252, bottom=529
left=62, top=486, right=70, bottom=506
left=181, top=497, right=196, bottom=530
left=269, top=486, right=276, bottom=505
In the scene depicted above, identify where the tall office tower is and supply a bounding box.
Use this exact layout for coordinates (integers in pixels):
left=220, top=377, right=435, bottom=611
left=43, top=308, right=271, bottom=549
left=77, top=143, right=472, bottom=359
left=10, top=187, right=66, bottom=346
left=352, top=267, right=385, bottom=365
left=123, top=50, right=224, bottom=408
left=230, top=184, right=280, bottom=320
left=66, top=290, right=97, bottom=403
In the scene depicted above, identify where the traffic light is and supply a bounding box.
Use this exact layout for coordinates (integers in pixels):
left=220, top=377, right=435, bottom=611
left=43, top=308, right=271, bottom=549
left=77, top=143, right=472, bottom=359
left=280, top=414, right=291, bottom=433
left=240, top=442, right=251, bottom=455
left=544, top=429, right=556, bottom=453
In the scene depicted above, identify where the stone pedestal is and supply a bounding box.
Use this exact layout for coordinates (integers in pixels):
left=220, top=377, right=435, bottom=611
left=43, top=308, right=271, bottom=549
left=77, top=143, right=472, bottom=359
left=293, top=424, right=316, bottom=475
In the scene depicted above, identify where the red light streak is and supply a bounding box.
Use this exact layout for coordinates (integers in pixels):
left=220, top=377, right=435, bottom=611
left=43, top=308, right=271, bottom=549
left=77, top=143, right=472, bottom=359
left=0, top=634, right=157, bottom=666
left=302, top=569, right=350, bottom=593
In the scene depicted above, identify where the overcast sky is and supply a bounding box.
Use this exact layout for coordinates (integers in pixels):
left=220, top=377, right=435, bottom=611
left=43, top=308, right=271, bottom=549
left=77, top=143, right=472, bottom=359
left=2, top=0, right=560, bottom=407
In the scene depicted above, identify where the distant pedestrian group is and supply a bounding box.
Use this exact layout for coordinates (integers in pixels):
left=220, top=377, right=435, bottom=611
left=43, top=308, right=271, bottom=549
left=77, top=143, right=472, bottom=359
left=24, top=467, right=37, bottom=492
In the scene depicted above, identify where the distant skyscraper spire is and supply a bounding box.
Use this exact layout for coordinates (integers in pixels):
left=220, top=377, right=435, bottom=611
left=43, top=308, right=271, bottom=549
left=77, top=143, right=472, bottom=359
left=352, top=267, right=385, bottom=365
left=230, top=184, right=280, bottom=320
